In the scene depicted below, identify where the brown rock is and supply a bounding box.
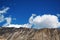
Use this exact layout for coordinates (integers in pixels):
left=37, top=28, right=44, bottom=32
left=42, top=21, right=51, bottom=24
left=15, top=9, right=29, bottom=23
left=0, top=27, right=60, bottom=40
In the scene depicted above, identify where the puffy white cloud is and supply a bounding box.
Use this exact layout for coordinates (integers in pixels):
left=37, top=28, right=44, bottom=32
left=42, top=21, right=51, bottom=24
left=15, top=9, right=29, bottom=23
left=29, top=14, right=60, bottom=29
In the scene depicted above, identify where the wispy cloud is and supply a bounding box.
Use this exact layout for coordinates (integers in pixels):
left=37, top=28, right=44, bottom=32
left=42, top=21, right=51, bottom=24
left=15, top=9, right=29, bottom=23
left=0, top=7, right=12, bottom=27
left=0, top=7, right=10, bottom=14
left=0, top=7, right=10, bottom=23
left=2, top=17, right=12, bottom=27
left=0, top=14, right=4, bottom=22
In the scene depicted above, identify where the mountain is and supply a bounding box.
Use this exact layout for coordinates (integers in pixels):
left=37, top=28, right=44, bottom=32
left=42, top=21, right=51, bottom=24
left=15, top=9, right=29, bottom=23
left=0, top=27, right=60, bottom=40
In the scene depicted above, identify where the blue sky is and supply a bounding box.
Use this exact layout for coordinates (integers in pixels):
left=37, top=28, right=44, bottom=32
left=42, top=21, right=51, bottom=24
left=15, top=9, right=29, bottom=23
left=0, top=0, right=60, bottom=28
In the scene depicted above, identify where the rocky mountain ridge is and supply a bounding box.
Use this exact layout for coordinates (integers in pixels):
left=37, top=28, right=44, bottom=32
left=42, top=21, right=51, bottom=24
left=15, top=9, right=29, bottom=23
left=0, top=27, right=60, bottom=40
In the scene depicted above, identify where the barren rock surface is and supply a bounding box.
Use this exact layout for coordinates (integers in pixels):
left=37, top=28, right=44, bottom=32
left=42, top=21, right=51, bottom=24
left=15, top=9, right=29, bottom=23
left=0, top=27, right=60, bottom=40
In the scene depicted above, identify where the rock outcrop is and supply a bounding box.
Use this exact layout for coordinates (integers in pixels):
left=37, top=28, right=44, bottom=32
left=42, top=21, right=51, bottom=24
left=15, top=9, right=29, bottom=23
left=0, top=27, right=60, bottom=40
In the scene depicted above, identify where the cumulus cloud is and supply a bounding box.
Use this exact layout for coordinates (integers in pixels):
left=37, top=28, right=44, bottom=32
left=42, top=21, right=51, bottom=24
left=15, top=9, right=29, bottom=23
left=29, top=14, right=60, bottom=29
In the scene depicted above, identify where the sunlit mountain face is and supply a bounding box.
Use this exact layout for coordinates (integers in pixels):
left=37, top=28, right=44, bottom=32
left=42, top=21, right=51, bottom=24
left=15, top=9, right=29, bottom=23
left=0, top=0, right=60, bottom=29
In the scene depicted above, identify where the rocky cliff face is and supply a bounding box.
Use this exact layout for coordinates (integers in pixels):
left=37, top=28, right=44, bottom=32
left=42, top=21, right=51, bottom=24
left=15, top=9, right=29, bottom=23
left=0, top=27, right=60, bottom=40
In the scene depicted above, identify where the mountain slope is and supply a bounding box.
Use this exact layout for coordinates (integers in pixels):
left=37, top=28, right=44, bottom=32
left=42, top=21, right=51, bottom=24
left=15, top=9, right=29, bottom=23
left=0, top=27, right=60, bottom=40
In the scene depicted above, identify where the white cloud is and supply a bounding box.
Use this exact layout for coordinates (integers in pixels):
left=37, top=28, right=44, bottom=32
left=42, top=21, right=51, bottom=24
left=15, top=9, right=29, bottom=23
left=4, top=24, right=22, bottom=28
left=2, top=17, right=12, bottom=27
left=29, top=14, right=60, bottom=29
left=0, top=14, right=4, bottom=22
left=0, top=7, right=10, bottom=23
left=4, top=23, right=32, bottom=28
left=0, top=7, right=10, bottom=14
left=29, top=14, right=36, bottom=24
left=0, top=7, right=12, bottom=27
